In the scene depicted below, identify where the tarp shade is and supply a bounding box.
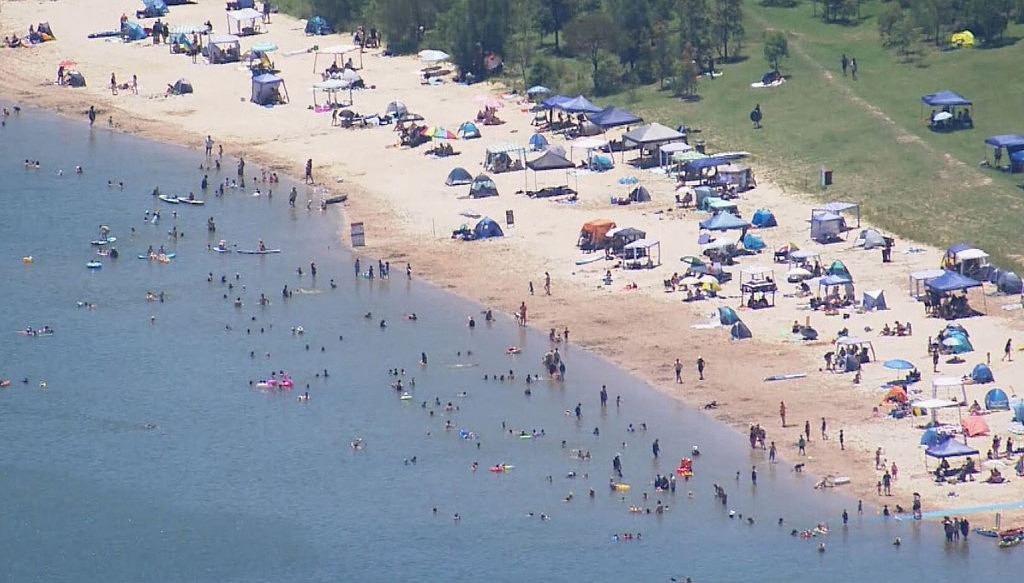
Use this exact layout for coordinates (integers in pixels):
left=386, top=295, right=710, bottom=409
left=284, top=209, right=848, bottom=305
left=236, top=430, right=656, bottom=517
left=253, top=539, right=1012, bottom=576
left=699, top=212, right=750, bottom=231
left=921, top=90, right=971, bottom=107
left=622, top=123, right=685, bottom=147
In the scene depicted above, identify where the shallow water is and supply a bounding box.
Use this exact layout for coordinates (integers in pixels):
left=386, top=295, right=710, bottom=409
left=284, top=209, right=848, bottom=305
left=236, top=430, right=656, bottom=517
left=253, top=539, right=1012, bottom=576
left=0, top=105, right=1012, bottom=581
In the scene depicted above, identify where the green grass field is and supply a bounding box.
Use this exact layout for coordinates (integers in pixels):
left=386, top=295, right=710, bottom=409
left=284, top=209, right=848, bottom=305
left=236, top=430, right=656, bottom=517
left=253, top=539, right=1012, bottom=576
left=607, top=1, right=1024, bottom=269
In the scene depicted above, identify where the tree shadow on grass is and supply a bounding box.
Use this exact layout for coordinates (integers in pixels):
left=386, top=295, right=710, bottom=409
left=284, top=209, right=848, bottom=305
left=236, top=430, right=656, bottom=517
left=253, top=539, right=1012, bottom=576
left=720, top=55, right=750, bottom=65
left=979, top=36, right=1021, bottom=49
left=678, top=94, right=703, bottom=103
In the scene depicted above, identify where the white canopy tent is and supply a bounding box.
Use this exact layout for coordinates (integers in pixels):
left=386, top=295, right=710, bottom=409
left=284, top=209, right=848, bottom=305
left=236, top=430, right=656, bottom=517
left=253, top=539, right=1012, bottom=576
left=932, top=376, right=968, bottom=402
left=623, top=238, right=661, bottom=267
left=570, top=137, right=607, bottom=162
left=226, top=8, right=262, bottom=36
left=312, top=79, right=350, bottom=108
left=313, top=44, right=362, bottom=73
left=659, top=141, right=693, bottom=167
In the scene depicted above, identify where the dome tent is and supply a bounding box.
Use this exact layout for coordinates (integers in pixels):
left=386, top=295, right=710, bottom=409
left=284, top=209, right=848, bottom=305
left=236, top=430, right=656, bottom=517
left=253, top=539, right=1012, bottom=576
left=445, top=167, right=473, bottom=186
left=998, top=271, right=1023, bottom=294
left=731, top=321, right=752, bottom=339
left=854, top=229, right=887, bottom=250
left=628, top=186, right=651, bottom=203
left=985, top=388, right=1010, bottom=410
left=472, top=217, right=504, bottom=239
left=742, top=233, right=765, bottom=251
left=170, top=78, right=193, bottom=95
left=862, top=289, right=887, bottom=311
left=718, top=306, right=740, bottom=325
left=305, top=16, right=333, bottom=35
left=457, top=121, right=481, bottom=139
left=970, top=363, right=994, bottom=383
left=528, top=133, right=548, bottom=151
left=751, top=208, right=777, bottom=228
left=469, top=174, right=498, bottom=198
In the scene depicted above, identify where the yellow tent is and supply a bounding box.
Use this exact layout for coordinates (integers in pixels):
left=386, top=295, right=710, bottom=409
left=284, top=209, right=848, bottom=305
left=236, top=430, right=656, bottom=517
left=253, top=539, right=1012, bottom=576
left=951, top=30, right=975, bottom=48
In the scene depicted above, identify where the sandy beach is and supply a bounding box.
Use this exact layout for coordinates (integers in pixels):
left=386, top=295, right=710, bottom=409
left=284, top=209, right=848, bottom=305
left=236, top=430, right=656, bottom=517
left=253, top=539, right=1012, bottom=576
left=4, top=0, right=1024, bottom=523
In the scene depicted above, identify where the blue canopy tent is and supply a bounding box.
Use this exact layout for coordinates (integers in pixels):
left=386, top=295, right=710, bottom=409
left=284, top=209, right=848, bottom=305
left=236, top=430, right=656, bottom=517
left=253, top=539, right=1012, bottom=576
left=985, top=134, right=1024, bottom=171
left=985, top=388, right=1009, bottom=410
left=699, top=212, right=750, bottom=232
left=925, top=437, right=978, bottom=459
left=251, top=73, right=288, bottom=105
left=556, top=95, right=602, bottom=114
left=589, top=105, right=642, bottom=129
left=528, top=133, right=548, bottom=152
left=921, top=90, right=971, bottom=107
left=925, top=270, right=981, bottom=293
left=473, top=217, right=504, bottom=239
left=540, top=95, right=570, bottom=109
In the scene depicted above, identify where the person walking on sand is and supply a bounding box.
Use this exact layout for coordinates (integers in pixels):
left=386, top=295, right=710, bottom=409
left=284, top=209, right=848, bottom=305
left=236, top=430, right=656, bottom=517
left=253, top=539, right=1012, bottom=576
left=528, top=281, right=534, bottom=295
left=519, top=302, right=527, bottom=326
left=932, top=348, right=940, bottom=372
left=820, top=417, right=828, bottom=440
left=544, top=271, right=551, bottom=295
left=779, top=401, right=787, bottom=427
left=1004, top=338, right=1013, bottom=361
left=205, top=135, right=214, bottom=157
left=675, top=358, right=683, bottom=383
left=841, top=53, right=848, bottom=76
left=110, top=72, right=118, bottom=95
left=839, top=429, right=845, bottom=450
left=850, top=58, right=858, bottom=80
left=304, top=158, right=313, bottom=184
left=804, top=420, right=811, bottom=442
left=131, top=74, right=138, bottom=95
left=696, top=356, right=705, bottom=380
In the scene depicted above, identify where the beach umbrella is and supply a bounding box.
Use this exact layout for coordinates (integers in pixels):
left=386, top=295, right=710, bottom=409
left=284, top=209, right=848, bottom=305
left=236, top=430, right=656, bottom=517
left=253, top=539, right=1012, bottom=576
left=680, top=255, right=704, bottom=267
left=420, top=126, right=457, bottom=140
left=59, top=59, right=77, bottom=68
left=883, top=359, right=916, bottom=371
left=700, top=280, right=722, bottom=292
left=418, top=49, right=450, bottom=63
left=785, top=267, right=812, bottom=281
left=619, top=176, right=639, bottom=185
left=473, top=95, right=504, bottom=109
left=942, top=337, right=965, bottom=348
left=982, top=459, right=1008, bottom=470
left=698, top=274, right=720, bottom=285
left=338, top=109, right=358, bottom=118
left=679, top=276, right=701, bottom=286
left=933, top=111, right=953, bottom=122
left=527, top=85, right=550, bottom=95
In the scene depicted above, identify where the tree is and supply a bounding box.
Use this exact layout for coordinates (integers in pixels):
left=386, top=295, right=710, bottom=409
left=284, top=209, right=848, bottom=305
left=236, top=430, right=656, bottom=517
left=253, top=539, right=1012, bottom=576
left=436, top=0, right=511, bottom=76
left=711, top=0, right=745, bottom=60
left=538, top=0, right=578, bottom=52
left=607, top=0, right=654, bottom=73
left=651, top=21, right=678, bottom=88
left=592, top=49, right=624, bottom=95
left=506, top=0, right=543, bottom=88
left=762, top=30, right=788, bottom=70
left=968, top=0, right=1010, bottom=43
left=672, top=44, right=700, bottom=97
left=364, top=0, right=423, bottom=54
left=677, top=0, right=713, bottom=63
left=878, top=1, right=904, bottom=43
left=563, top=12, right=623, bottom=78
left=889, top=11, right=916, bottom=58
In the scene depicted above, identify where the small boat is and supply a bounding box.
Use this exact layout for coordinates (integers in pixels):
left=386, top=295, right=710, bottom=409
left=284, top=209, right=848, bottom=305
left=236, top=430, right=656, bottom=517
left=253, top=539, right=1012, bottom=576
left=324, top=194, right=348, bottom=205
left=86, top=261, right=103, bottom=269
left=675, top=458, right=694, bottom=477
left=975, top=528, right=999, bottom=538
left=90, top=236, right=117, bottom=246
left=999, top=535, right=1023, bottom=548
left=179, top=198, right=205, bottom=205
left=158, top=194, right=180, bottom=204
left=237, top=249, right=281, bottom=255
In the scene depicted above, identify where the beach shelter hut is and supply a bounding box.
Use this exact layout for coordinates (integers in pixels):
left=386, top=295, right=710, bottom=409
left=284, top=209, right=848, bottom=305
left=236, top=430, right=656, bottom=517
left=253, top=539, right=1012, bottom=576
left=528, top=133, right=548, bottom=151
left=862, top=289, right=887, bottom=311
left=699, top=212, right=750, bottom=232
left=731, top=321, right=753, bottom=340
left=484, top=143, right=526, bottom=175
left=589, top=105, right=642, bottom=129
left=920, top=427, right=941, bottom=446
left=925, top=438, right=978, bottom=459
left=226, top=8, right=262, bottom=36
left=469, top=174, right=498, bottom=198
left=718, top=306, right=740, bottom=325
left=122, top=21, right=148, bottom=41
left=384, top=101, right=408, bottom=118
left=741, top=233, right=765, bottom=251
left=950, top=30, right=975, bottom=47
left=208, top=34, right=241, bottom=64
left=970, top=363, right=994, bottom=383
left=472, top=217, right=504, bottom=239
left=578, top=219, right=616, bottom=250
left=826, top=260, right=852, bottom=279
left=961, top=415, right=990, bottom=437
left=169, top=78, right=193, bottom=95
left=457, top=121, right=481, bottom=139
left=622, top=123, right=686, bottom=165
left=305, top=15, right=333, bottom=35
left=751, top=208, right=777, bottom=228
left=445, top=167, right=473, bottom=186
left=986, top=388, right=1010, bottom=411
left=251, top=73, right=287, bottom=105
left=66, top=71, right=86, bottom=87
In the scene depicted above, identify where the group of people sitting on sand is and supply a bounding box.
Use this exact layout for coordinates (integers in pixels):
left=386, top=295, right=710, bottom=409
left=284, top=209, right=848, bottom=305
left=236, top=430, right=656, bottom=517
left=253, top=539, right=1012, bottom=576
left=934, top=457, right=977, bottom=483
left=476, top=106, right=504, bottom=126
left=879, top=321, right=912, bottom=337
left=425, top=142, right=456, bottom=157
left=4, top=23, right=54, bottom=48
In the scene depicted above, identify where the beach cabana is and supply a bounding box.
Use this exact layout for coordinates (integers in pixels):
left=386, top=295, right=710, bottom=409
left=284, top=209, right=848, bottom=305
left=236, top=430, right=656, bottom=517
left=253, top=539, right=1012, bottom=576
left=469, top=174, right=498, bottom=198
left=740, top=265, right=777, bottom=309
left=623, top=239, right=661, bottom=268
left=445, top=167, right=473, bottom=187
left=589, top=105, right=642, bottom=129
left=251, top=73, right=288, bottom=105
left=622, top=123, right=686, bottom=165
left=226, top=8, right=262, bottom=36
left=208, top=34, right=241, bottom=64
left=699, top=212, right=750, bottom=232
left=578, top=219, right=616, bottom=250
left=809, top=210, right=843, bottom=243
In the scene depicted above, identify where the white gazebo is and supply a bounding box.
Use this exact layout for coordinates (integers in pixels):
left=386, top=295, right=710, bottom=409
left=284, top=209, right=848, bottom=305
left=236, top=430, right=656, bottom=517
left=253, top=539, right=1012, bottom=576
left=226, top=8, right=262, bottom=36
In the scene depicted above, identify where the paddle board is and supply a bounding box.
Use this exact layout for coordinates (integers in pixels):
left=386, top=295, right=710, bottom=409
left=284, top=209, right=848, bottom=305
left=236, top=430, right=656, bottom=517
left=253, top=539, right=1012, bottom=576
left=157, top=194, right=180, bottom=204
left=764, top=373, right=807, bottom=382
left=575, top=255, right=604, bottom=266
left=212, top=247, right=233, bottom=253
left=137, top=253, right=176, bottom=259
left=179, top=198, right=205, bottom=205
left=86, top=261, right=103, bottom=269
left=237, top=249, right=281, bottom=255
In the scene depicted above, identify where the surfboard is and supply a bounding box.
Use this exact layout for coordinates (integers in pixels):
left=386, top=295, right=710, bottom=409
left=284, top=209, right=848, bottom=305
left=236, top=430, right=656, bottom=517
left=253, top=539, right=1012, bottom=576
left=764, top=373, right=807, bottom=382
left=575, top=255, right=604, bottom=266
left=157, top=194, right=180, bottom=204
left=179, top=198, right=205, bottom=205
left=237, top=249, right=281, bottom=255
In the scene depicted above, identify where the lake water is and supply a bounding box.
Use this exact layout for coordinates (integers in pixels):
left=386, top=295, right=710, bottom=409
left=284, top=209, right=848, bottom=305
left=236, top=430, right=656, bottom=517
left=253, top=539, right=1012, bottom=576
left=0, top=104, right=1012, bottom=582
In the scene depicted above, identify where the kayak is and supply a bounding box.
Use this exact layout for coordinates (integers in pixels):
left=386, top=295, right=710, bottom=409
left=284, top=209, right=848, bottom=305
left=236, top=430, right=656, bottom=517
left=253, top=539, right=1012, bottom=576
left=324, top=194, right=348, bottom=205
left=158, top=194, right=180, bottom=204
left=86, top=261, right=103, bottom=269
left=179, top=198, right=205, bottom=205
left=488, top=464, right=514, bottom=473
left=137, top=253, right=176, bottom=260
left=237, top=249, right=281, bottom=255
left=90, top=237, right=117, bottom=245
left=975, top=528, right=999, bottom=538
left=212, top=247, right=233, bottom=253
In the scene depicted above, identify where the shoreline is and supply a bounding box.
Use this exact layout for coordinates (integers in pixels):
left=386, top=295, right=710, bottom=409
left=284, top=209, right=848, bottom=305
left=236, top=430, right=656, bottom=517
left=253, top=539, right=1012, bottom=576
left=4, top=0, right=1024, bottom=524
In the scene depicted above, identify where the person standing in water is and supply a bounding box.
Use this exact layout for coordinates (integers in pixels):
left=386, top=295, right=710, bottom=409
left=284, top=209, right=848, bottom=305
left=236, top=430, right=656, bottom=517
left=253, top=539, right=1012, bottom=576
left=652, top=439, right=660, bottom=459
